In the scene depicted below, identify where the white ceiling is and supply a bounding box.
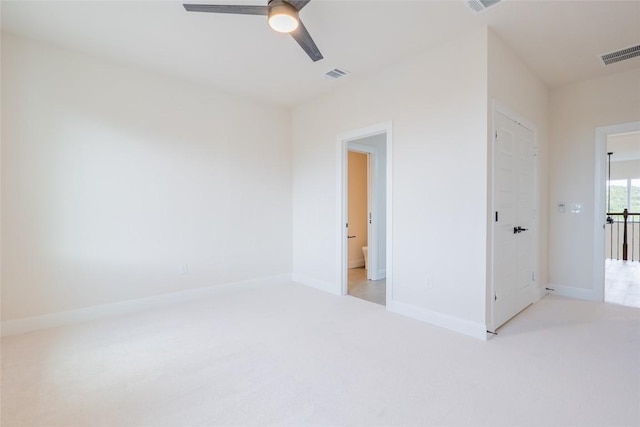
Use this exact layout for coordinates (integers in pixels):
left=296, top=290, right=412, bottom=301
left=2, top=0, right=640, bottom=107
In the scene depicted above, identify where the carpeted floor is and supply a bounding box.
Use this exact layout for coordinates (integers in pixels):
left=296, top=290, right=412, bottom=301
left=2, top=282, right=639, bottom=426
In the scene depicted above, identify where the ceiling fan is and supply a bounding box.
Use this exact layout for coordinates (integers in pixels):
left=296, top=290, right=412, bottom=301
left=183, top=0, right=323, bottom=62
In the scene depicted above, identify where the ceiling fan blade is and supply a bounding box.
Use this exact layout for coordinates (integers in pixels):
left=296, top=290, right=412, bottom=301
left=183, top=4, right=268, bottom=15
left=287, top=0, right=311, bottom=11
left=290, top=19, right=323, bottom=62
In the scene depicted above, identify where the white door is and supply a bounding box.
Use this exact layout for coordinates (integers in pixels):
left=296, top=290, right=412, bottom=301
left=492, top=112, right=536, bottom=330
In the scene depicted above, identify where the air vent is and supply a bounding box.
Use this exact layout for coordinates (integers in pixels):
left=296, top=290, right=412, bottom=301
left=600, top=44, right=640, bottom=65
left=324, top=68, right=350, bottom=80
left=466, top=0, right=501, bottom=13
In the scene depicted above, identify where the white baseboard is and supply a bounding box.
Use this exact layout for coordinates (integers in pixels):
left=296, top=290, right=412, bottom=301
left=387, top=300, right=487, bottom=340
left=1, top=273, right=292, bottom=337
left=291, top=273, right=341, bottom=296
left=371, top=269, right=386, bottom=281
left=348, top=259, right=365, bottom=269
left=547, top=283, right=601, bottom=301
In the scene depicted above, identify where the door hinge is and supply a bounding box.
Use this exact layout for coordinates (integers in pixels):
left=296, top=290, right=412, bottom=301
left=345, top=222, right=348, bottom=228
left=495, top=211, right=499, bottom=222
left=369, top=212, right=372, bottom=224
left=494, top=293, right=497, bottom=301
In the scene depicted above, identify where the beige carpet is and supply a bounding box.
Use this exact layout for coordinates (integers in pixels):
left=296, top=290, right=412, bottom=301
left=2, top=282, right=639, bottom=426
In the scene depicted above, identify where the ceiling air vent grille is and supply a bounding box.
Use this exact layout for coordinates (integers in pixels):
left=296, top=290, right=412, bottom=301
left=600, top=44, right=640, bottom=65
left=324, top=68, right=350, bottom=80
left=466, top=0, right=501, bottom=13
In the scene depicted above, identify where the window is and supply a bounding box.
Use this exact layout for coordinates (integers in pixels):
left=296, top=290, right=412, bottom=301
left=607, top=178, right=640, bottom=213
left=631, top=179, right=640, bottom=212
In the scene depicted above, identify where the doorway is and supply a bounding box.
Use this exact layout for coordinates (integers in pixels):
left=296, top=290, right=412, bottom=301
left=603, top=130, right=640, bottom=308
left=347, top=146, right=384, bottom=304
left=491, top=109, right=537, bottom=330
left=338, top=122, right=392, bottom=306
left=595, top=121, right=640, bottom=305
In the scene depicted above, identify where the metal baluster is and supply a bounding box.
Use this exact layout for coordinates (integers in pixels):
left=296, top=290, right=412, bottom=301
left=632, top=215, right=636, bottom=262
left=632, top=214, right=635, bottom=262
left=610, top=219, right=613, bottom=259
left=616, top=218, right=620, bottom=260
left=623, top=209, right=629, bottom=261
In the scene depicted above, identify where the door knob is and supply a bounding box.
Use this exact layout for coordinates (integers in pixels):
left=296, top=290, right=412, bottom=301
left=513, top=226, right=529, bottom=234
left=347, top=235, right=356, bottom=239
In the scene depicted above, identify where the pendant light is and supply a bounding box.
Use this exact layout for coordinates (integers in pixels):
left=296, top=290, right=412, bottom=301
left=607, top=152, right=614, bottom=224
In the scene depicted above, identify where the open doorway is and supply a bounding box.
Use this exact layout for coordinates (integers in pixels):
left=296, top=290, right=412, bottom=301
left=603, top=130, right=640, bottom=308
left=338, top=122, right=392, bottom=306
left=347, top=146, right=384, bottom=304
left=593, top=121, right=640, bottom=307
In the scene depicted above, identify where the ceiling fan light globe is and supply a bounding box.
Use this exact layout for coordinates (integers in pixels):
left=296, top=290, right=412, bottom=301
left=268, top=3, right=299, bottom=33
left=269, top=14, right=298, bottom=33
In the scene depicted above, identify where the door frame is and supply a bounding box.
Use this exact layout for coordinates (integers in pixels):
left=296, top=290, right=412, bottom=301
left=347, top=143, right=378, bottom=280
left=593, top=121, right=640, bottom=301
left=490, top=102, right=539, bottom=331
left=337, top=122, right=393, bottom=302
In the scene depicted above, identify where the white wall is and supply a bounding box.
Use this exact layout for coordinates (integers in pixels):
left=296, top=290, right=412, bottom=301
left=292, top=29, right=489, bottom=338
left=549, top=68, right=640, bottom=296
left=1, top=34, right=292, bottom=321
left=487, top=31, right=550, bottom=323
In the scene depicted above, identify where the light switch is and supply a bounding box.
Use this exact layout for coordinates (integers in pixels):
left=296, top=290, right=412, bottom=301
left=571, top=203, right=583, bottom=214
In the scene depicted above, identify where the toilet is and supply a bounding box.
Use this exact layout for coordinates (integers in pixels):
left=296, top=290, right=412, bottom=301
left=362, top=246, right=368, bottom=270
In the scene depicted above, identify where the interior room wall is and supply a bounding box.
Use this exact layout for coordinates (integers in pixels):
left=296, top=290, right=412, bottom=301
left=548, top=68, right=640, bottom=297
left=292, top=28, right=489, bottom=338
left=486, top=30, right=550, bottom=323
left=1, top=33, right=292, bottom=321
left=347, top=151, right=367, bottom=268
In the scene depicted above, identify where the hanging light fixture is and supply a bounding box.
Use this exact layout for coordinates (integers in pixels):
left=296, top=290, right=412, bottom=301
left=268, top=0, right=299, bottom=33
left=607, top=152, right=614, bottom=224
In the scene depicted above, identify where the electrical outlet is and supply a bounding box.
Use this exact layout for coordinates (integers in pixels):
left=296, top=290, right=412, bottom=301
left=178, top=264, right=188, bottom=275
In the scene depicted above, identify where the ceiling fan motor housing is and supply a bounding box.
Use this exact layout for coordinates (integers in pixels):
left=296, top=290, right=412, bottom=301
left=268, top=0, right=300, bottom=33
